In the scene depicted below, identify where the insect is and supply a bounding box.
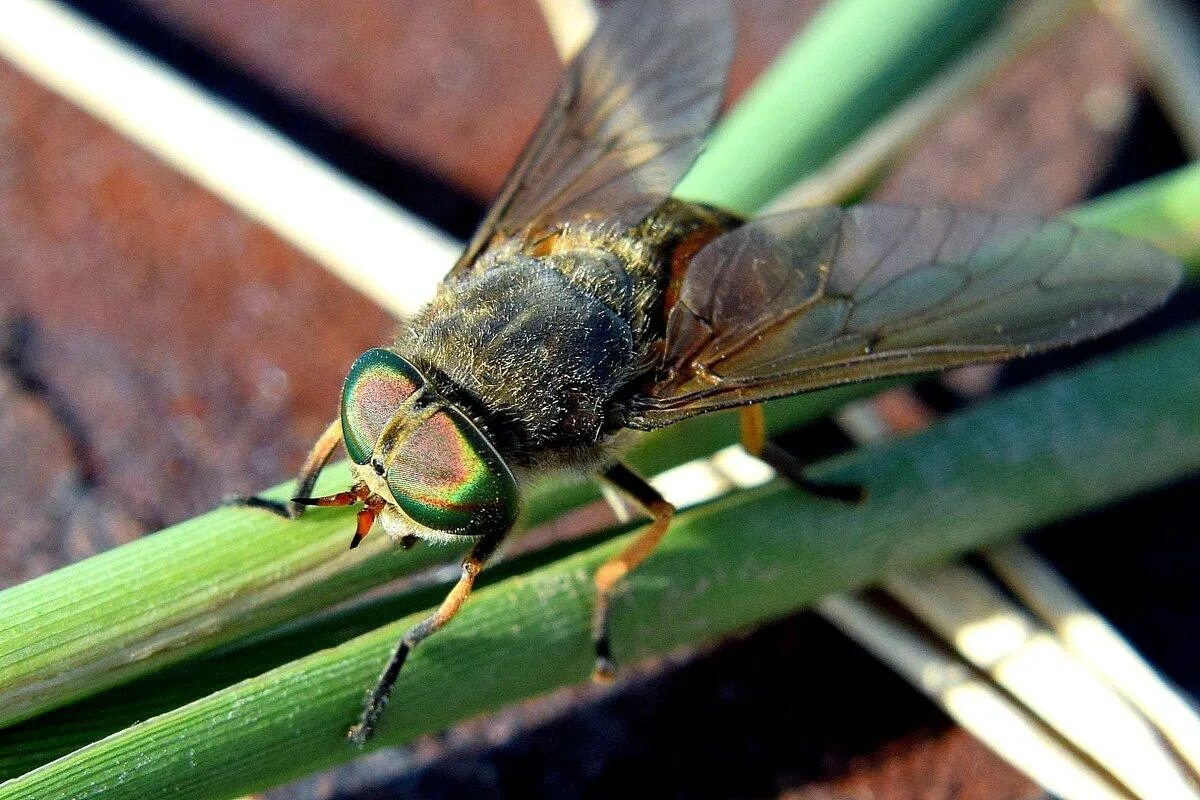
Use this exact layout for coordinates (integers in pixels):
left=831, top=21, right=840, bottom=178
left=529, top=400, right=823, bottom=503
left=245, top=0, right=1181, bottom=745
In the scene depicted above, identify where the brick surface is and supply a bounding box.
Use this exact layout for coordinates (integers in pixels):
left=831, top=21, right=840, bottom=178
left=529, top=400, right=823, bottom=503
left=880, top=13, right=1137, bottom=213
left=133, top=0, right=824, bottom=200
left=0, top=58, right=394, bottom=560
left=0, top=368, right=79, bottom=583
left=784, top=729, right=1044, bottom=800
left=0, top=1, right=1148, bottom=798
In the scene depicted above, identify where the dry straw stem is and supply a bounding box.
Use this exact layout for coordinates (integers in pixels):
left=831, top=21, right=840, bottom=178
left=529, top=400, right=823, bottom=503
left=0, top=0, right=458, bottom=318
left=884, top=566, right=1199, bottom=800
left=817, top=594, right=1133, bottom=800
left=1098, top=0, right=1200, bottom=157
left=986, top=542, right=1200, bottom=780
left=534, top=0, right=597, bottom=59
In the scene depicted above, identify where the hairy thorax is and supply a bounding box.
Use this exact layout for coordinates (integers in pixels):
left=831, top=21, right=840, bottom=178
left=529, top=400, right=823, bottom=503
left=396, top=202, right=737, bottom=474
left=396, top=231, right=654, bottom=472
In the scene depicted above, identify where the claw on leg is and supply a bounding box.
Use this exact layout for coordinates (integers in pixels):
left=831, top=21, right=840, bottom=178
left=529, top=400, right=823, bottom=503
left=226, top=494, right=297, bottom=519
left=291, top=483, right=385, bottom=549
left=292, top=489, right=361, bottom=508
left=759, top=441, right=867, bottom=503
left=350, top=501, right=381, bottom=549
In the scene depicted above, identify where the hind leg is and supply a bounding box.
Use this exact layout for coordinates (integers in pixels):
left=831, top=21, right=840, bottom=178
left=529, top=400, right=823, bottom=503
left=738, top=406, right=865, bottom=503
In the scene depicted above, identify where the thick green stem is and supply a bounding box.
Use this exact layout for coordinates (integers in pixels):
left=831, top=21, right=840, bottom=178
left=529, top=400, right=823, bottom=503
left=1068, top=163, right=1200, bottom=272
left=5, top=321, right=1200, bottom=800
left=0, top=0, right=1059, bottom=731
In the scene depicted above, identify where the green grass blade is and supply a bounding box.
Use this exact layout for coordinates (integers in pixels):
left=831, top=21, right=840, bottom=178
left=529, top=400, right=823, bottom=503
left=0, top=529, right=616, bottom=778
left=0, top=0, right=1059, bottom=729
left=1068, top=162, right=1200, bottom=271
left=1, top=162, right=1197, bottom=737
left=673, top=0, right=1011, bottom=213
left=4, top=320, right=1199, bottom=800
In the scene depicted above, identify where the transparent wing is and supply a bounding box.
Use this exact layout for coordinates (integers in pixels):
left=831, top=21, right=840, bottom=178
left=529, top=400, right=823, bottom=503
left=450, top=0, right=733, bottom=276
left=627, top=204, right=1182, bottom=428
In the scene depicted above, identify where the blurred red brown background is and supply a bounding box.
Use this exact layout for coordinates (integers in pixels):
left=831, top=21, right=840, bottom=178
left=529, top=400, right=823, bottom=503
left=0, top=1, right=1158, bottom=797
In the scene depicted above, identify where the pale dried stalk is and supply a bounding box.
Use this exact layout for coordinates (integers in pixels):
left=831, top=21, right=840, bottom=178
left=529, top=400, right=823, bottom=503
left=1098, top=0, right=1200, bottom=156
left=885, top=566, right=1200, bottom=800
left=0, top=0, right=460, bottom=318
left=987, top=542, right=1200, bottom=781
left=818, top=594, right=1133, bottom=800
left=536, top=0, right=598, bottom=60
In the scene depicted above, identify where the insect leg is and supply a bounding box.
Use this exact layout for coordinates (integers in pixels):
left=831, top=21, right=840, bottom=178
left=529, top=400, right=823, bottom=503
left=232, top=418, right=343, bottom=519
left=592, top=461, right=676, bottom=683
left=738, top=404, right=768, bottom=457
left=738, top=406, right=865, bottom=503
left=348, top=528, right=506, bottom=746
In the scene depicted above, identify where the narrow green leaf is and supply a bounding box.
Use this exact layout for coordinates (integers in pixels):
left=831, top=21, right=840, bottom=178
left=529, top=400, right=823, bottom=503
left=0, top=530, right=616, bottom=778
left=1068, top=162, right=1200, bottom=272
left=0, top=0, right=1046, bottom=729
left=5, top=321, right=1199, bottom=800
left=674, top=0, right=1010, bottom=213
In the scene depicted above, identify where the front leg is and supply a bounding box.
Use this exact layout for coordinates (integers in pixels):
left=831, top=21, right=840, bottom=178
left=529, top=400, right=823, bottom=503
left=232, top=418, right=343, bottom=519
left=592, top=461, right=675, bottom=683
left=348, top=527, right=506, bottom=746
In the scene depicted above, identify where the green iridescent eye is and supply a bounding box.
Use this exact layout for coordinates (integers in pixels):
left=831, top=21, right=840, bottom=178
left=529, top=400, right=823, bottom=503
left=386, top=405, right=517, bottom=535
left=340, top=348, right=422, bottom=464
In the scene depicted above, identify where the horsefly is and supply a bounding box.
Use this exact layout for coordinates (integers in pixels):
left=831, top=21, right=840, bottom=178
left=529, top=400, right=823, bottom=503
left=243, top=0, right=1182, bottom=745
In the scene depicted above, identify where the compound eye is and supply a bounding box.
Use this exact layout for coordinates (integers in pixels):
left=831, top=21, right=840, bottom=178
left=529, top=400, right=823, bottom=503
left=340, top=349, right=422, bottom=465
left=385, top=405, right=517, bottom=535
